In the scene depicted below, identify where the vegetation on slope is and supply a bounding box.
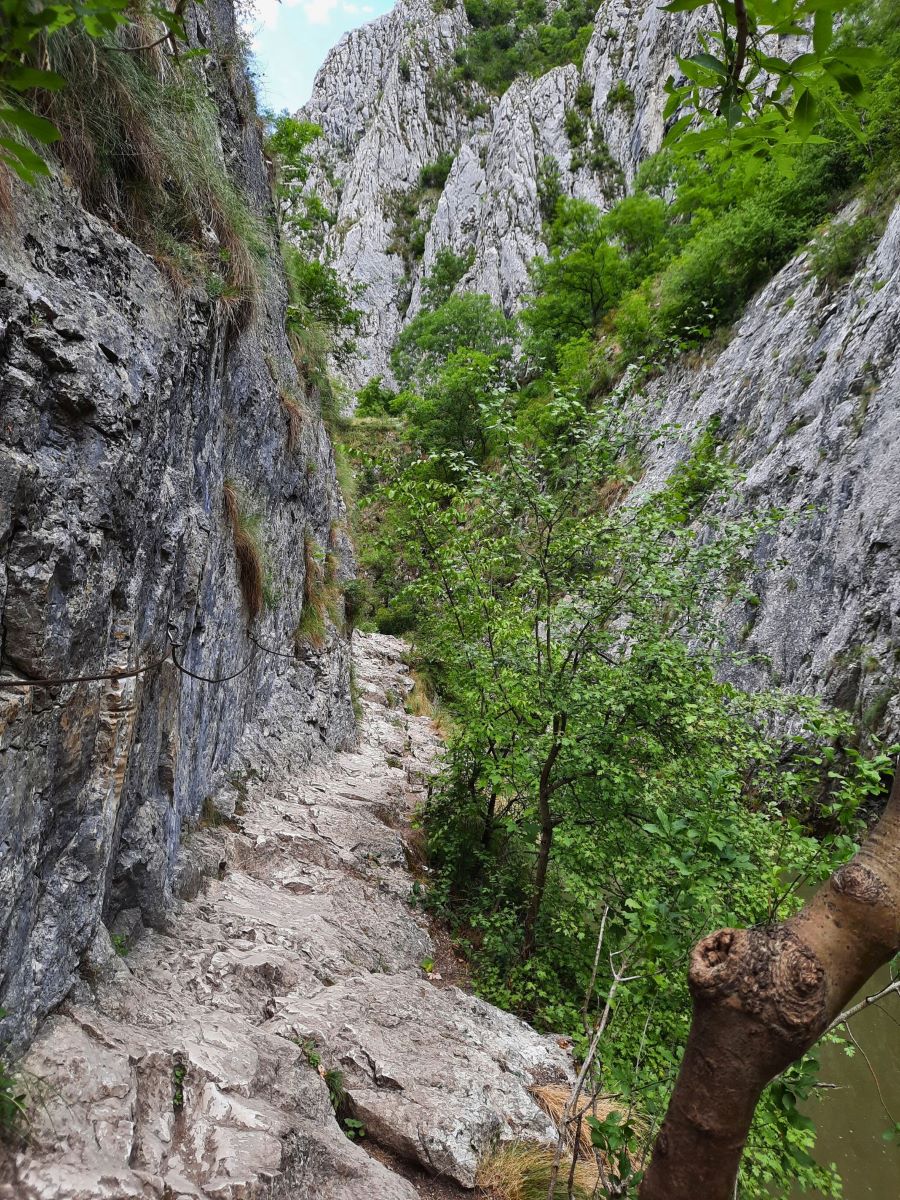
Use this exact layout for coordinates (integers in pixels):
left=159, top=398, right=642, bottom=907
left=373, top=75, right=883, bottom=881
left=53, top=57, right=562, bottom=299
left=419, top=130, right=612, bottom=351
left=340, top=4, right=900, bottom=1196
left=451, top=0, right=603, bottom=95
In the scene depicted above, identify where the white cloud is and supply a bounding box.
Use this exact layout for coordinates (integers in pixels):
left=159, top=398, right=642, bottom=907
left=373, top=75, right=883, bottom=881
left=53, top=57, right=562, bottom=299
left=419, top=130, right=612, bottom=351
left=299, top=0, right=340, bottom=22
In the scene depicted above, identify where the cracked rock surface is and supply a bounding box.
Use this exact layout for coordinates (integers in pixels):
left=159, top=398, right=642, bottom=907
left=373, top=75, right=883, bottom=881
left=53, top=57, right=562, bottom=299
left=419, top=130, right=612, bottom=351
left=6, top=633, right=572, bottom=1198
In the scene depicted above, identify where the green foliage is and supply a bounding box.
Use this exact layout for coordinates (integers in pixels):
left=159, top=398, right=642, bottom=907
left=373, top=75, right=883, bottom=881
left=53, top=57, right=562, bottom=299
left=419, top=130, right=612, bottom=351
left=356, top=376, right=401, bottom=417
left=172, top=1062, right=187, bottom=1113
left=809, top=213, right=881, bottom=285
left=0, top=0, right=191, bottom=184
left=606, top=78, right=635, bottom=113
left=455, top=0, right=602, bottom=95
left=264, top=112, right=333, bottom=238
left=522, top=27, right=898, bottom=383
left=18, top=22, right=269, bottom=317
left=421, top=246, right=475, bottom=310
left=0, top=1009, right=26, bottom=1140
left=283, top=245, right=361, bottom=365
left=264, top=113, right=321, bottom=184
left=524, top=198, right=628, bottom=365
left=419, top=151, right=455, bottom=189
left=536, top=153, right=563, bottom=224
left=390, top=292, right=516, bottom=387
left=660, top=0, right=881, bottom=165
left=378, top=389, right=894, bottom=1198
left=342, top=1116, right=366, bottom=1140
left=404, top=347, right=504, bottom=458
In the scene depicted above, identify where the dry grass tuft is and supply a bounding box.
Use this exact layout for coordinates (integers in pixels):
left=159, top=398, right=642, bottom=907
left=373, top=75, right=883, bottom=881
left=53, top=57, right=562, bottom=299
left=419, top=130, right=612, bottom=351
left=405, top=670, right=435, bottom=718
left=224, top=480, right=264, bottom=620
left=0, top=164, right=14, bottom=221
left=295, top=533, right=328, bottom=650
left=280, top=390, right=305, bottom=452
left=476, top=1141, right=598, bottom=1200
left=40, top=24, right=266, bottom=319
left=529, top=1083, right=647, bottom=1175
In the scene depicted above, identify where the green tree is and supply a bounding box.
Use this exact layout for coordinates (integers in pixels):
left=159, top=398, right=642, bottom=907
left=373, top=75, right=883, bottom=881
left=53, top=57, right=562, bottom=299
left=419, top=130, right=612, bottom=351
left=391, top=292, right=516, bottom=387
left=405, top=348, right=502, bottom=459
left=524, top=198, right=627, bottom=365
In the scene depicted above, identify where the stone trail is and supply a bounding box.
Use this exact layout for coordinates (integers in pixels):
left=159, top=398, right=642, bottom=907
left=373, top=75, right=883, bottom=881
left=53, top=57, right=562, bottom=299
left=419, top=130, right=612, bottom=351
left=4, top=633, right=572, bottom=1199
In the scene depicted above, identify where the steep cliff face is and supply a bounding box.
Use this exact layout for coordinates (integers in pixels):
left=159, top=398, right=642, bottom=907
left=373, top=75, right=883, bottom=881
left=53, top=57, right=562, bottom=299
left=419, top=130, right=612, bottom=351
left=636, top=200, right=900, bottom=741
left=298, top=0, right=792, bottom=387
left=0, top=0, right=354, bottom=1055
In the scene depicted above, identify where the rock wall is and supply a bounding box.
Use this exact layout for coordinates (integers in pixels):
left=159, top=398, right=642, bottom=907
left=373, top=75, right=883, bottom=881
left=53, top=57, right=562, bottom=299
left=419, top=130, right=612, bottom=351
left=0, top=0, right=355, bottom=1056
left=636, top=200, right=900, bottom=741
left=297, top=0, right=782, bottom=387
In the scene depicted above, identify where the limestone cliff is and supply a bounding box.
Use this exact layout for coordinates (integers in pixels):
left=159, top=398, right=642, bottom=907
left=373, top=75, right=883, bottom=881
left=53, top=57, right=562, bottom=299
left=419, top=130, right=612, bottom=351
left=297, top=0, right=791, bottom=387
left=0, top=0, right=355, bottom=1056
left=301, top=0, right=898, bottom=738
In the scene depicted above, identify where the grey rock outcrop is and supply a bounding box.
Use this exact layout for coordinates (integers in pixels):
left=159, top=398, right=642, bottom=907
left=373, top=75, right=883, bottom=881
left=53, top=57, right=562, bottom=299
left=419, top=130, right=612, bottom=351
left=295, top=0, right=759, bottom=387
left=8, top=633, right=572, bottom=1198
left=0, top=0, right=354, bottom=1056
left=635, top=201, right=900, bottom=740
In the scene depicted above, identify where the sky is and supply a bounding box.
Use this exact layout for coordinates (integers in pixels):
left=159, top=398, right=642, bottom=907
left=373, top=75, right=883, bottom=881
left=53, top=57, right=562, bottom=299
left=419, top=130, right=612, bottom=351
left=246, top=0, right=396, bottom=114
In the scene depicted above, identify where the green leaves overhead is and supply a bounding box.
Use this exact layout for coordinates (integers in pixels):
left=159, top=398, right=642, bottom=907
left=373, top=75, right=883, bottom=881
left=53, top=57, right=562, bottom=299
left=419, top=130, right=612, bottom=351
left=660, top=0, right=881, bottom=162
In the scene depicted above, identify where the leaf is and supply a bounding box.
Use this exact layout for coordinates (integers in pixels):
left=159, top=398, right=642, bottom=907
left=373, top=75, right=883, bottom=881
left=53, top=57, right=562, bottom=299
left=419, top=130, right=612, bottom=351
left=4, top=66, right=67, bottom=93
left=660, top=0, right=709, bottom=10
left=685, top=52, right=728, bottom=78
left=0, top=107, right=61, bottom=144
left=792, top=90, right=818, bottom=137
left=812, top=10, right=833, bottom=57
left=0, top=136, right=51, bottom=181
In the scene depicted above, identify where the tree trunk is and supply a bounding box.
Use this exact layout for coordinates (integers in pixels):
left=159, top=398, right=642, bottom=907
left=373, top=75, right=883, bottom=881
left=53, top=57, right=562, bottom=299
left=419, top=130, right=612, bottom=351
left=640, top=771, right=900, bottom=1200
left=522, top=730, right=563, bottom=959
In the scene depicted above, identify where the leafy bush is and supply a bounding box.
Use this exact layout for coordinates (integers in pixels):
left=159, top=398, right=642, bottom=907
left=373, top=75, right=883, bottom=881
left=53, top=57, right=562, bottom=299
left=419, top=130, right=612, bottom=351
left=419, top=151, right=456, bottom=190
left=391, top=292, right=516, bottom=387
left=809, top=214, right=881, bottom=285
left=455, top=0, right=601, bottom=94
left=421, top=247, right=475, bottom=310
left=382, top=388, right=891, bottom=1198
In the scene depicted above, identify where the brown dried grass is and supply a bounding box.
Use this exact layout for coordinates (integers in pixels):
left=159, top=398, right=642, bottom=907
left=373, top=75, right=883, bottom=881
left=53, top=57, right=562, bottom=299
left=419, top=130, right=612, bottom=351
left=280, top=390, right=305, bottom=452
left=223, top=480, right=264, bottom=620
left=475, top=1141, right=598, bottom=1200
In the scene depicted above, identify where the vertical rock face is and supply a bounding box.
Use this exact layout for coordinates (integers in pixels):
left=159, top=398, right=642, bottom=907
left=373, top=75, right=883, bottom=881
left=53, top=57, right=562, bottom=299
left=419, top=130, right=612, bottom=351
left=635, top=200, right=900, bottom=740
left=296, top=0, right=719, bottom=387
left=0, top=0, right=355, bottom=1055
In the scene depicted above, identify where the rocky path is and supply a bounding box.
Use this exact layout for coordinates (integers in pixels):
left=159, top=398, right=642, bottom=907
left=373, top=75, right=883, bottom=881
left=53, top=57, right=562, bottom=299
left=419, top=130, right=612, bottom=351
left=5, top=633, right=571, bottom=1200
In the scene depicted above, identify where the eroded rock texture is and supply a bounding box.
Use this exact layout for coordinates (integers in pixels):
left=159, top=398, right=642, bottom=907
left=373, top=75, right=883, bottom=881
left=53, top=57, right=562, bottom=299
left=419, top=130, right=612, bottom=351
left=6, top=633, right=570, bottom=1199
left=296, top=0, right=785, bottom=386
left=636, top=200, right=900, bottom=740
left=0, top=0, right=355, bottom=1055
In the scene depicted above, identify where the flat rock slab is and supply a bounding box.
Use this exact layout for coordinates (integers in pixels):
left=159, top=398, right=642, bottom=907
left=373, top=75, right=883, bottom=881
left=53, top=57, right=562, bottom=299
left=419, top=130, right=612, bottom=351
left=8, top=634, right=571, bottom=1198
left=275, top=971, right=571, bottom=1187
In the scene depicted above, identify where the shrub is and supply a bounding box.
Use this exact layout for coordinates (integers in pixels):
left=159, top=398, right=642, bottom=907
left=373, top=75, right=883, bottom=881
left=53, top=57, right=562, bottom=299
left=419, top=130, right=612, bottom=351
left=456, top=0, right=602, bottom=94
left=809, top=215, right=880, bottom=286
left=419, top=151, right=456, bottom=190
left=356, top=376, right=401, bottom=417
left=606, top=78, right=635, bottom=113
left=537, top=154, right=563, bottom=224
left=391, top=292, right=516, bottom=387
left=421, top=247, right=475, bottom=310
